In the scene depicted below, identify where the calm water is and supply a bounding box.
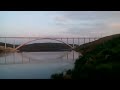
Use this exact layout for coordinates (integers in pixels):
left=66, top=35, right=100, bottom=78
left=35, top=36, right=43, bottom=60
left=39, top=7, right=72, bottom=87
left=0, top=51, right=80, bottom=79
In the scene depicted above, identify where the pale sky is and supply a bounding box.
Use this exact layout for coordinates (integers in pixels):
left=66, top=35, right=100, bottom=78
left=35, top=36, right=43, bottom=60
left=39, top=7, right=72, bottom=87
left=0, top=11, right=120, bottom=37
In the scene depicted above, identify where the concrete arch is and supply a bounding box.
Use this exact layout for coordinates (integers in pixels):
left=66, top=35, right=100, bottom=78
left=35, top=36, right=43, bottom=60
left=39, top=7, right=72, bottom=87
left=15, top=38, right=74, bottom=50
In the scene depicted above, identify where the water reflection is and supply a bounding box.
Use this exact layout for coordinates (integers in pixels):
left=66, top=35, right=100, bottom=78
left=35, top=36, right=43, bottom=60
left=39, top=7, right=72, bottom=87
left=0, top=51, right=81, bottom=65
left=0, top=51, right=81, bottom=79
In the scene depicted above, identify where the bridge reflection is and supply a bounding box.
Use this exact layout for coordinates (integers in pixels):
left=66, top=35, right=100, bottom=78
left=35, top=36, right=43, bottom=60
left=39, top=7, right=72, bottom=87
left=0, top=51, right=80, bottom=65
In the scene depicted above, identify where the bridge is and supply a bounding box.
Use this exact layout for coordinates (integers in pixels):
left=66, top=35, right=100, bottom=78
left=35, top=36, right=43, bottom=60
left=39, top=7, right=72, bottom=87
left=0, top=37, right=101, bottom=51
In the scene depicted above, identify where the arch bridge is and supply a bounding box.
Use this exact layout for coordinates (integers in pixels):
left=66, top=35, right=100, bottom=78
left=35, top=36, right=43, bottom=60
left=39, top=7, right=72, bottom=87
left=15, top=38, right=74, bottom=50
left=0, top=37, right=100, bottom=51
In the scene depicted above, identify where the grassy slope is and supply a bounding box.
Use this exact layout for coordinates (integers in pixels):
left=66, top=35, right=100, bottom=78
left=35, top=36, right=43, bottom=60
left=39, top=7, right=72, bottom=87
left=51, top=34, right=120, bottom=79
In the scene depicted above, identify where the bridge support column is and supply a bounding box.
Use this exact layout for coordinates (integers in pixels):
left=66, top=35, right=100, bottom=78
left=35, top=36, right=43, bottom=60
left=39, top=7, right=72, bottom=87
left=78, top=38, right=79, bottom=46
left=29, top=58, right=30, bottom=63
left=84, top=38, right=85, bottom=44
left=13, top=40, right=15, bottom=49
left=67, top=52, right=68, bottom=60
left=13, top=53, right=15, bottom=64
left=5, top=37, right=6, bottom=49
left=5, top=52, right=6, bottom=64
left=94, top=38, right=97, bottom=41
left=89, top=38, right=90, bottom=43
left=67, top=38, right=68, bottom=45
left=73, top=38, right=74, bottom=49
left=84, top=38, right=85, bottom=48
left=22, top=52, right=23, bottom=64
left=73, top=51, right=74, bottom=60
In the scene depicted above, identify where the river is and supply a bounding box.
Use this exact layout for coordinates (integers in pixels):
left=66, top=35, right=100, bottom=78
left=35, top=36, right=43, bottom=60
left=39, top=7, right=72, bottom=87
left=0, top=51, right=80, bottom=79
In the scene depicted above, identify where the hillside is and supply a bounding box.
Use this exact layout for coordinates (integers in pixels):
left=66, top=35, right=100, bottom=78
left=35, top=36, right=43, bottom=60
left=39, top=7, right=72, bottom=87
left=0, top=42, right=78, bottom=52
left=18, top=43, right=77, bottom=52
left=75, top=34, right=120, bottom=55
left=51, top=34, right=120, bottom=79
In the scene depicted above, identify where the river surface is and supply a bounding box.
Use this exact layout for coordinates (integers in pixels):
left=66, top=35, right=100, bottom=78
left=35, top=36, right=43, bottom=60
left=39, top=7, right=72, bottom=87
left=0, top=51, right=80, bottom=79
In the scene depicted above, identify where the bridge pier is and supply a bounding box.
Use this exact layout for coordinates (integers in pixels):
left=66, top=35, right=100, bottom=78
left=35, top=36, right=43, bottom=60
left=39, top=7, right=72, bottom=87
left=94, top=38, right=96, bottom=41
left=13, top=40, right=15, bottom=49
left=67, top=38, right=68, bottom=45
left=5, top=37, right=6, bottom=49
left=13, top=53, right=15, bottom=64
left=29, top=37, right=30, bottom=41
left=73, top=51, right=74, bottom=60
left=22, top=52, right=23, bottom=64
left=5, top=52, right=6, bottom=64
left=78, top=38, right=79, bottom=46
left=84, top=38, right=85, bottom=48
left=89, top=38, right=90, bottom=43
left=84, top=38, right=85, bottom=44
left=67, top=52, right=68, bottom=60
left=73, top=38, right=74, bottom=49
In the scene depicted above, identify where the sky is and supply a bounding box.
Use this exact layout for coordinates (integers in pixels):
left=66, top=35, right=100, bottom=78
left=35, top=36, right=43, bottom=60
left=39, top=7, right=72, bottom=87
left=0, top=11, right=120, bottom=38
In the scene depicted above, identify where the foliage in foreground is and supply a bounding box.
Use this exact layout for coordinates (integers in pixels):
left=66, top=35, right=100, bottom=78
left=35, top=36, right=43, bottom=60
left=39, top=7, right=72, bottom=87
left=51, top=34, right=120, bottom=79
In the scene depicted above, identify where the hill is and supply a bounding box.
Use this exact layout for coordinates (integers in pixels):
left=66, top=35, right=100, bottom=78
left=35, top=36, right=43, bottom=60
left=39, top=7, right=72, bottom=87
left=0, top=42, right=78, bottom=52
left=51, top=34, right=120, bottom=79
left=18, top=43, right=78, bottom=52
left=75, top=34, right=120, bottom=55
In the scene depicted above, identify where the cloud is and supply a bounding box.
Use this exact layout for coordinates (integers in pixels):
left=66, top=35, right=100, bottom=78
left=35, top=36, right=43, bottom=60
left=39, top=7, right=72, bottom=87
left=54, top=11, right=120, bottom=26
left=58, top=11, right=120, bottom=20
left=108, top=22, right=120, bottom=29
left=55, top=16, right=68, bottom=22
left=53, top=11, right=120, bottom=37
left=1, top=11, right=120, bottom=37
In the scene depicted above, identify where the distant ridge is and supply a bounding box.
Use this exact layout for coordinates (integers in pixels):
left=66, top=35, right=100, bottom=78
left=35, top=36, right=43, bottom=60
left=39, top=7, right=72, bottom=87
left=76, top=34, right=120, bottom=55
left=18, top=43, right=78, bottom=52
left=0, top=42, right=78, bottom=52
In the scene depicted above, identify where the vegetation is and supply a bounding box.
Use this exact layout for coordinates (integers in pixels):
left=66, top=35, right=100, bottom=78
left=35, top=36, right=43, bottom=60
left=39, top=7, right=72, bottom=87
left=51, top=34, right=120, bottom=79
left=0, top=46, right=15, bottom=53
left=18, top=43, right=78, bottom=52
left=0, top=42, right=18, bottom=53
left=0, top=46, right=4, bottom=53
left=0, top=42, right=78, bottom=52
left=0, top=42, right=18, bottom=48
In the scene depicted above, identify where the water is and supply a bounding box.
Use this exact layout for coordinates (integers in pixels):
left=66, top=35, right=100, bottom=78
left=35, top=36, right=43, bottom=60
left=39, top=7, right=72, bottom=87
left=0, top=51, right=80, bottom=79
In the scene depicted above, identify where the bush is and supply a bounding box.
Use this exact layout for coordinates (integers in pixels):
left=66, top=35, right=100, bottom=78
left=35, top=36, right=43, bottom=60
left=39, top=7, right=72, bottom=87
left=51, top=73, right=64, bottom=79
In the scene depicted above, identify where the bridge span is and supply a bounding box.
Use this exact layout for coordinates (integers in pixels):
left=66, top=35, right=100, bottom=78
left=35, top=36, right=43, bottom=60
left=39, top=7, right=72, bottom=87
left=0, top=37, right=101, bottom=51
